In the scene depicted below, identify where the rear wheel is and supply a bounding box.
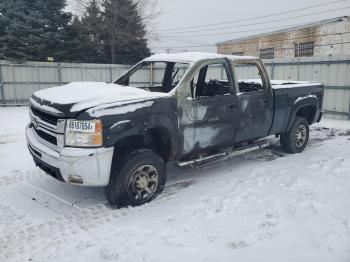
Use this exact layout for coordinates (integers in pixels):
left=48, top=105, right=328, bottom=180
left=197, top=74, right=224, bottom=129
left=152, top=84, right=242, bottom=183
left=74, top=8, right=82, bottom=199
left=105, top=149, right=166, bottom=207
left=280, top=116, right=309, bottom=154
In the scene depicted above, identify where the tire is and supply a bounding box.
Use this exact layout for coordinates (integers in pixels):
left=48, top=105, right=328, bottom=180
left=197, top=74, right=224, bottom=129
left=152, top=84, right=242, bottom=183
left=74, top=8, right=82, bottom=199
left=280, top=116, right=309, bottom=154
left=105, top=149, right=166, bottom=207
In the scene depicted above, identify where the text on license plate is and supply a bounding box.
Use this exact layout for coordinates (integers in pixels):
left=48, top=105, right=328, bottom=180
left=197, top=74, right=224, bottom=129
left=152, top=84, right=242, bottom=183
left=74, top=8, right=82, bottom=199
left=67, top=120, right=95, bottom=133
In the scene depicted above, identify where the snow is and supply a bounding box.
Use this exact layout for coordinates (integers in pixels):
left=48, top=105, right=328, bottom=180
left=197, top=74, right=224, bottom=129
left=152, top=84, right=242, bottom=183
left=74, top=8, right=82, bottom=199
left=87, top=101, right=154, bottom=117
left=294, top=94, right=318, bottom=104
left=270, top=79, right=319, bottom=86
left=145, top=52, right=258, bottom=63
left=30, top=97, right=63, bottom=115
left=32, top=82, right=167, bottom=113
left=110, top=120, right=132, bottom=130
left=1, top=107, right=350, bottom=262
left=271, top=79, right=321, bottom=89
left=239, top=79, right=321, bottom=89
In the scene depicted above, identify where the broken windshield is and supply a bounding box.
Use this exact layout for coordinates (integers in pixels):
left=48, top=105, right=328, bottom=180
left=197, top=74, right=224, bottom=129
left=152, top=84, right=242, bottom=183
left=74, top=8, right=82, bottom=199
left=116, top=61, right=189, bottom=93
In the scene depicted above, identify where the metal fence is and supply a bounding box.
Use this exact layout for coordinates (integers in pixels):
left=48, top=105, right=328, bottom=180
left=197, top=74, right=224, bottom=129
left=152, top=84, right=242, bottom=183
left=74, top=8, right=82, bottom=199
left=0, top=61, right=131, bottom=105
left=261, top=55, right=350, bottom=120
left=0, top=55, right=350, bottom=120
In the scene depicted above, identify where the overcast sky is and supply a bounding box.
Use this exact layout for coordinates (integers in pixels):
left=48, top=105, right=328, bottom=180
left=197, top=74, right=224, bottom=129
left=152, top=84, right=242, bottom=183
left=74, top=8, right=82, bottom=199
left=69, top=0, right=350, bottom=54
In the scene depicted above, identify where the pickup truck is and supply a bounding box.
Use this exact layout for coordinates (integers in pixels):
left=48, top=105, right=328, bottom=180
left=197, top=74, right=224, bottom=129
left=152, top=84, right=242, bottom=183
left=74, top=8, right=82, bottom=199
left=26, top=52, right=324, bottom=207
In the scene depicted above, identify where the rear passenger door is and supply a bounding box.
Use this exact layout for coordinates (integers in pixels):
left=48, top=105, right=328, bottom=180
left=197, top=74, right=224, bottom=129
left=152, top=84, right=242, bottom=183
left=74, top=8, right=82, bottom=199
left=233, top=61, right=274, bottom=143
left=178, top=59, right=239, bottom=158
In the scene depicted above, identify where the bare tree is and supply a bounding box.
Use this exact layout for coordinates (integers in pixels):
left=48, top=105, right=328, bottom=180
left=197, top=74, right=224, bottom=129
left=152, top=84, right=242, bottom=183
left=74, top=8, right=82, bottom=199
left=102, top=0, right=158, bottom=63
left=134, top=0, right=161, bottom=41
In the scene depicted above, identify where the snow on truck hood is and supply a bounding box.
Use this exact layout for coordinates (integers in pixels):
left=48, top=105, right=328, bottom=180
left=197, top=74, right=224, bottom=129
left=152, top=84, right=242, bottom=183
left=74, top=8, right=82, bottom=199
left=33, top=82, right=167, bottom=113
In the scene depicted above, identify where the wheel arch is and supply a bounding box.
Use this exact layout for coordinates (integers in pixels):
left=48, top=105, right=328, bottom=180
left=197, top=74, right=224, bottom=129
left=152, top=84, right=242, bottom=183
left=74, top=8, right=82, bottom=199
left=112, top=127, right=173, bottom=163
left=285, top=97, right=318, bottom=132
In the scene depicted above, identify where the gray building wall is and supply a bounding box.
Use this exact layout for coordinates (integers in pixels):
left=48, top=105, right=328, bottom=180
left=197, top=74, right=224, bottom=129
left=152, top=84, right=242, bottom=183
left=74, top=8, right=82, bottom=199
left=217, top=17, right=350, bottom=59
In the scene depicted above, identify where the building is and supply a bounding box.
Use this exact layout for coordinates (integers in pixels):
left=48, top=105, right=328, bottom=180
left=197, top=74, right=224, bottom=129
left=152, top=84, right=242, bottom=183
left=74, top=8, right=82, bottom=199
left=216, top=16, right=350, bottom=59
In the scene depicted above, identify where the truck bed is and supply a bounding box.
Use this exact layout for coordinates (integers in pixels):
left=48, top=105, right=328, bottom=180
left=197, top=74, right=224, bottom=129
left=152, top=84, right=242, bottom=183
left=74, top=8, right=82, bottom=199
left=237, top=78, right=323, bottom=135
left=269, top=80, right=324, bottom=135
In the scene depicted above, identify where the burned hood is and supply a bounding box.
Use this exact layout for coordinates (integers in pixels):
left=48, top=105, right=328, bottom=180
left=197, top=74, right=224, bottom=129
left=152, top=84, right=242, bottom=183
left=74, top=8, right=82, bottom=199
left=31, top=82, right=167, bottom=117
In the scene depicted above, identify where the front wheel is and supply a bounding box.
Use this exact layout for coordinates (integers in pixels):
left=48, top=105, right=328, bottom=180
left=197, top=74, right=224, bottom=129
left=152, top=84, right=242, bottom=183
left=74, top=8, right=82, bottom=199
left=280, top=116, right=310, bottom=154
left=105, top=149, right=166, bottom=207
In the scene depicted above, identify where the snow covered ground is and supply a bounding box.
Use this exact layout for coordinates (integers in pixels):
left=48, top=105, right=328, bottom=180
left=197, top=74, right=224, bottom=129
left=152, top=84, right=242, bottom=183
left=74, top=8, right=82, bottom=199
left=0, top=107, right=350, bottom=262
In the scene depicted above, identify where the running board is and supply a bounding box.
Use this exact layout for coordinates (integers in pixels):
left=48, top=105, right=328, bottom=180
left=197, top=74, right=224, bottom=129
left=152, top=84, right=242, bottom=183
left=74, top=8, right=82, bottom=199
left=177, top=141, right=270, bottom=168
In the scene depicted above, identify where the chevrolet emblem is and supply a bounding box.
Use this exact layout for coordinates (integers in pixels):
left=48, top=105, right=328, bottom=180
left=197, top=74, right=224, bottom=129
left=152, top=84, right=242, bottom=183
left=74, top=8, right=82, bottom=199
left=32, top=117, right=39, bottom=129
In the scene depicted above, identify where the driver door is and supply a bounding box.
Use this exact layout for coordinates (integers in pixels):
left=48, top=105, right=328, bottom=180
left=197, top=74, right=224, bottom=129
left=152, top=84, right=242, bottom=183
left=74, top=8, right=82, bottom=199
left=178, top=59, right=239, bottom=159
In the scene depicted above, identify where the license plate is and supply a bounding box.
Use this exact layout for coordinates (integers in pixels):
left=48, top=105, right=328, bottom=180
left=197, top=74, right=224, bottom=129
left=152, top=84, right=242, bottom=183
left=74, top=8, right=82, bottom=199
left=66, top=120, right=95, bottom=133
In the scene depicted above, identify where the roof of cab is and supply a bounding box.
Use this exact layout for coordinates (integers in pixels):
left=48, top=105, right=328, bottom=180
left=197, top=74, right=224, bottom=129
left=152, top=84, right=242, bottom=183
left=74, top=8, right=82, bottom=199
left=144, top=52, right=258, bottom=63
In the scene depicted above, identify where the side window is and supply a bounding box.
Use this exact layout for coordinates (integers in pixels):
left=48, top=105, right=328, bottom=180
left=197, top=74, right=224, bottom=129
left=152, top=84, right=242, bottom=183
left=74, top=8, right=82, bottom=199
left=126, top=62, right=189, bottom=93
left=191, top=63, right=231, bottom=98
left=128, top=62, right=166, bottom=89
left=171, top=63, right=188, bottom=88
left=235, top=63, right=265, bottom=93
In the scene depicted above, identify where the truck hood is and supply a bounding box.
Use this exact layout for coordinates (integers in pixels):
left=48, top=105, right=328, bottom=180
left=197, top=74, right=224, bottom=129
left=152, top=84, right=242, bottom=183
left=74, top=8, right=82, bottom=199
left=31, top=82, right=167, bottom=116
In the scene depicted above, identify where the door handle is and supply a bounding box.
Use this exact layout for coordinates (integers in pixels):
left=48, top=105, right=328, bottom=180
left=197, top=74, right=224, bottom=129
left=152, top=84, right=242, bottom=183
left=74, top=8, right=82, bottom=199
left=225, top=104, right=236, bottom=109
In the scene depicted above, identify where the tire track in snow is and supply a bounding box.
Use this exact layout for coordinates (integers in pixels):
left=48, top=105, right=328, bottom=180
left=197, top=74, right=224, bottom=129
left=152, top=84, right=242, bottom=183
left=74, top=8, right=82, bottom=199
left=0, top=180, right=193, bottom=261
left=0, top=170, right=42, bottom=187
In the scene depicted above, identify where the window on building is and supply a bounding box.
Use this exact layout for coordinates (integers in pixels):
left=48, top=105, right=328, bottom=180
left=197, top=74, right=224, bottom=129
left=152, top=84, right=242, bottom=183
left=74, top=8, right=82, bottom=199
left=295, top=42, right=314, bottom=57
left=260, top=48, right=274, bottom=59
left=232, top=52, right=244, bottom=56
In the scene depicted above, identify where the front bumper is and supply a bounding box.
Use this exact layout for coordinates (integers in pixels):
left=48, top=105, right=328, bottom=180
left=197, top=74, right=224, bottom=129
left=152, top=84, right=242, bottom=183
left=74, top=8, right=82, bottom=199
left=26, top=125, right=114, bottom=186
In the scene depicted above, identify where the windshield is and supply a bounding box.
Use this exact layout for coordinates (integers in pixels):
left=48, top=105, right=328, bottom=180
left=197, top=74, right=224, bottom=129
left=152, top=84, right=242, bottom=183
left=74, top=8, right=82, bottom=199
left=116, top=61, right=189, bottom=93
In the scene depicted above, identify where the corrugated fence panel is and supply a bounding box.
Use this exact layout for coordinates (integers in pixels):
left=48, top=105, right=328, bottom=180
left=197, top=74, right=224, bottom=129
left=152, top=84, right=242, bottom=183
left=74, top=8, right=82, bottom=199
left=81, top=67, right=109, bottom=82
left=206, top=65, right=223, bottom=80
left=235, top=65, right=251, bottom=79
left=111, top=65, right=130, bottom=81
left=129, top=67, right=150, bottom=87
left=273, top=64, right=299, bottom=80
left=38, top=66, right=59, bottom=84
left=152, top=67, right=165, bottom=85
left=61, top=66, right=85, bottom=83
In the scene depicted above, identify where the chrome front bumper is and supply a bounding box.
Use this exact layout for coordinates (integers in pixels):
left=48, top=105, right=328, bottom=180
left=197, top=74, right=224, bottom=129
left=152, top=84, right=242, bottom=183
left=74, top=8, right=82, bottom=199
left=26, top=125, right=114, bottom=186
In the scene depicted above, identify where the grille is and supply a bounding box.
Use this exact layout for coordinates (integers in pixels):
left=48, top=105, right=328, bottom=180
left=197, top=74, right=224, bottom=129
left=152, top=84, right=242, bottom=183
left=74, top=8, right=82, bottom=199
left=30, top=106, right=64, bottom=150
left=34, top=128, right=57, bottom=145
left=31, top=106, right=59, bottom=125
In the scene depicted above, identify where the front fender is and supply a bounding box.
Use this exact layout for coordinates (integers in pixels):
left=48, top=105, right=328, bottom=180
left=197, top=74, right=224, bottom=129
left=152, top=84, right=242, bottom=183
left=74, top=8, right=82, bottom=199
left=105, top=114, right=178, bottom=158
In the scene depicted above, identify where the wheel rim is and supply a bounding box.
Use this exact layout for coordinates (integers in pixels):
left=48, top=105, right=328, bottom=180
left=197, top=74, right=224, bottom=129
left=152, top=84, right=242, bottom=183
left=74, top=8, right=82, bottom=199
left=295, top=125, right=307, bottom=148
left=127, top=165, right=159, bottom=203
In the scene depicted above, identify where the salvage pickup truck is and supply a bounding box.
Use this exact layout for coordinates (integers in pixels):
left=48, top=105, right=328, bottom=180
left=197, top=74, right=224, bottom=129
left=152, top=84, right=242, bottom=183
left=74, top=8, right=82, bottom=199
left=26, top=52, right=324, bottom=207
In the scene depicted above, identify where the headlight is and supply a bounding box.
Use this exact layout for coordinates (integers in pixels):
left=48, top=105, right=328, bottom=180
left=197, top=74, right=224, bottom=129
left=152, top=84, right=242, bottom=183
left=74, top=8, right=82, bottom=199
left=65, top=120, right=103, bottom=147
